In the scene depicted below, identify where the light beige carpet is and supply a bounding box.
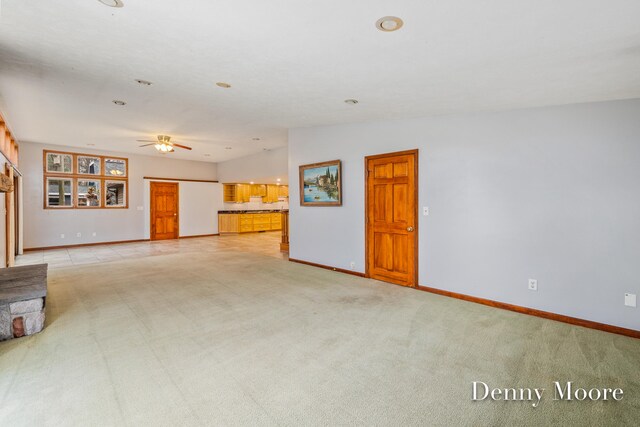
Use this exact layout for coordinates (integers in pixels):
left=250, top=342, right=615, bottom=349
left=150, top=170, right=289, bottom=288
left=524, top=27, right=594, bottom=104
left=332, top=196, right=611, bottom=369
left=1, top=246, right=638, bottom=426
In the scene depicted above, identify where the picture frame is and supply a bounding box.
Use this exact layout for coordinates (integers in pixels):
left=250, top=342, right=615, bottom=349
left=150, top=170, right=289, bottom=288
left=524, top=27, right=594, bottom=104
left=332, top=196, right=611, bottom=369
left=299, top=159, right=342, bottom=206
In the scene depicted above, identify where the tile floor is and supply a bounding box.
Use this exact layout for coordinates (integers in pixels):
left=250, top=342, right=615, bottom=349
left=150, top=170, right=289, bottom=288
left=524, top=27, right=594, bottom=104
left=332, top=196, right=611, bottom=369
left=16, top=232, right=286, bottom=269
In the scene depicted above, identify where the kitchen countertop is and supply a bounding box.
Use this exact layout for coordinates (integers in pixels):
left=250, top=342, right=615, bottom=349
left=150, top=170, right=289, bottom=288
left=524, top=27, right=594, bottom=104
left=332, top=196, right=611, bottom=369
left=218, top=209, right=288, bottom=214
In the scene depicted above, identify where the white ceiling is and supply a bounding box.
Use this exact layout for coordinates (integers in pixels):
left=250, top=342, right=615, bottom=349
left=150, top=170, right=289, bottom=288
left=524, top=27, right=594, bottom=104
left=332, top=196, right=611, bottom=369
left=1, top=0, right=639, bottom=162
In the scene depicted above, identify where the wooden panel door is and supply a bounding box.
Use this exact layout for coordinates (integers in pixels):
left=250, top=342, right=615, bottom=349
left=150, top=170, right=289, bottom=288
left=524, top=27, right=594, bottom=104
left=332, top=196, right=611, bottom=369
left=366, top=150, right=418, bottom=287
left=150, top=182, right=179, bottom=240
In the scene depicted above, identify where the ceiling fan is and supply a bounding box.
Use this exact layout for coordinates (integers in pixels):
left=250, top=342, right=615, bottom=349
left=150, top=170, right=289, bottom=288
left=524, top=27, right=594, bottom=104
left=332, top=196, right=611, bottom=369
left=137, top=135, right=192, bottom=153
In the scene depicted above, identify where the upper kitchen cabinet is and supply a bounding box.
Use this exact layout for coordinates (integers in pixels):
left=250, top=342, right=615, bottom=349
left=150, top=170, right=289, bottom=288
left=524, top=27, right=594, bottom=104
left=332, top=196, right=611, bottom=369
left=223, top=183, right=288, bottom=203
left=223, top=183, right=251, bottom=203
left=264, top=185, right=280, bottom=203
left=250, top=184, right=267, bottom=197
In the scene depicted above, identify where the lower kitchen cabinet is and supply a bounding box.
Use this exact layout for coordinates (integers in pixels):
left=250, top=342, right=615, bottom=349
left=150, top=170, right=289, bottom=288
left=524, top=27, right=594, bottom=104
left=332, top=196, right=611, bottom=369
left=218, top=212, right=283, bottom=233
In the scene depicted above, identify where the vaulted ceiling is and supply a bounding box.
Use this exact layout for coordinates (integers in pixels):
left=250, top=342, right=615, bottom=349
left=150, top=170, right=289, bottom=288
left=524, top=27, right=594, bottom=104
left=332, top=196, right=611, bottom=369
left=1, top=0, right=639, bottom=162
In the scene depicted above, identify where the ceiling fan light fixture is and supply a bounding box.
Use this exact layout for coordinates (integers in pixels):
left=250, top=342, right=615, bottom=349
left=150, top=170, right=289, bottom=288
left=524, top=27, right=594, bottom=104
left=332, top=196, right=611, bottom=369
left=155, top=143, right=173, bottom=153
left=139, top=135, right=191, bottom=152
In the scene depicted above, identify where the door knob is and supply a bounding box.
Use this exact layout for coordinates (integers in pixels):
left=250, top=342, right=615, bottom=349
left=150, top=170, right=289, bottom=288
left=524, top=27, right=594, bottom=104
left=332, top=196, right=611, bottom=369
left=174, top=213, right=177, bottom=216
left=407, top=226, right=414, bottom=232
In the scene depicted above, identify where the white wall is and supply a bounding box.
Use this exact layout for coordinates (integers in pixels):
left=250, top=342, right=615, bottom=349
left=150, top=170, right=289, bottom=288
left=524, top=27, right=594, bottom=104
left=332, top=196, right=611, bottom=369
left=21, top=142, right=220, bottom=248
left=143, top=180, right=222, bottom=238
left=289, top=98, right=640, bottom=331
left=217, top=146, right=288, bottom=184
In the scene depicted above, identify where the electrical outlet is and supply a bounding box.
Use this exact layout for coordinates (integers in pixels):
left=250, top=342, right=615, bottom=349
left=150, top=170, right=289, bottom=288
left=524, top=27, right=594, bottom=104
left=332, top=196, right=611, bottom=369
left=92, top=232, right=97, bottom=237
left=625, top=293, right=637, bottom=307
left=528, top=279, right=538, bottom=291
left=76, top=232, right=81, bottom=238
left=350, top=261, right=356, bottom=269
left=60, top=234, right=65, bottom=239
left=423, top=206, right=429, bottom=216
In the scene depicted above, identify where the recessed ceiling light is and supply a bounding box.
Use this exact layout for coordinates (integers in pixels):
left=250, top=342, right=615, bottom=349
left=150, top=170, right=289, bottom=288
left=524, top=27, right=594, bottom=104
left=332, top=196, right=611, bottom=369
left=135, top=79, right=152, bottom=86
left=225, top=147, right=232, bottom=150
left=216, top=82, right=231, bottom=88
left=112, top=100, right=126, bottom=106
left=98, top=0, right=124, bottom=8
left=376, top=16, right=403, bottom=32
left=344, top=99, right=359, bottom=105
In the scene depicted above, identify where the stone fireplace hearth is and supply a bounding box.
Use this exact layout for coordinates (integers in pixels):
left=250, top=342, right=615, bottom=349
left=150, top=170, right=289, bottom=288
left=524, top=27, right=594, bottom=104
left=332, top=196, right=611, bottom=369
left=0, top=263, right=48, bottom=340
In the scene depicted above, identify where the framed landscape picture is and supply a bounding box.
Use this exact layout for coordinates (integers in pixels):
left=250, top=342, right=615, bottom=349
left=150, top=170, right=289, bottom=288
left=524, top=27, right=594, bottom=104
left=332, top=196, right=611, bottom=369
left=299, top=160, right=342, bottom=206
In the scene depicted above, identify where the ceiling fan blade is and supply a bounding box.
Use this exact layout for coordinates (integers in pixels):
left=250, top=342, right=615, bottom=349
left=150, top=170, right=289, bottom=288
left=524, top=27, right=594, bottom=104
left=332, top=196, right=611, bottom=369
left=172, top=143, right=193, bottom=150
left=139, top=143, right=156, bottom=147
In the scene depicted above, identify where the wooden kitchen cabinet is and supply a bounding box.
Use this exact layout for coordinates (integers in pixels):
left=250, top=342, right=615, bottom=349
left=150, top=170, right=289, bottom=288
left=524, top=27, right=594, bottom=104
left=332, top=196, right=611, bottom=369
left=263, top=185, right=280, bottom=203
left=250, top=184, right=267, bottom=197
left=218, top=212, right=283, bottom=233
left=223, top=185, right=236, bottom=203
left=252, top=213, right=271, bottom=231
left=238, top=184, right=251, bottom=202
left=223, top=184, right=251, bottom=203
left=224, top=183, right=288, bottom=203
left=270, top=212, right=281, bottom=229
left=218, top=214, right=239, bottom=233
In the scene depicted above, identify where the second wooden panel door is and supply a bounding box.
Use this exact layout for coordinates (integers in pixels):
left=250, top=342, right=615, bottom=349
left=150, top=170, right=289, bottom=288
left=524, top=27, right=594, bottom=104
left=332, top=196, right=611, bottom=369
left=150, top=182, right=179, bottom=240
left=366, top=150, right=418, bottom=287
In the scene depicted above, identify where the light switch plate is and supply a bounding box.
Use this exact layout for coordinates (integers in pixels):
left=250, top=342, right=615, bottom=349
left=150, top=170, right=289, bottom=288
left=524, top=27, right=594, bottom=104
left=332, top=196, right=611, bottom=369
left=625, top=293, right=637, bottom=307
left=423, top=206, right=429, bottom=216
